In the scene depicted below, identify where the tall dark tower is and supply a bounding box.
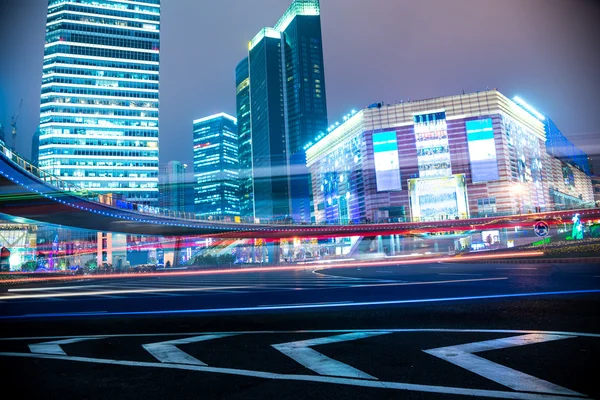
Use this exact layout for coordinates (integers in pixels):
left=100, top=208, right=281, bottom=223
left=235, top=58, right=254, bottom=220
left=237, top=0, right=328, bottom=223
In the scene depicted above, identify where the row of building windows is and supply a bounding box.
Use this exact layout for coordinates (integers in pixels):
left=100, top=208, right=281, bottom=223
left=41, top=97, right=157, bottom=109
left=40, top=138, right=156, bottom=148
left=48, top=24, right=160, bottom=40
left=44, top=56, right=159, bottom=72
left=41, top=106, right=158, bottom=118
left=46, top=44, right=159, bottom=62
left=49, top=0, right=160, bottom=14
left=43, top=76, right=159, bottom=90
left=41, top=116, right=158, bottom=128
left=41, top=148, right=157, bottom=158
left=49, top=14, right=159, bottom=32
left=66, top=32, right=158, bottom=51
left=42, top=86, right=159, bottom=99
left=46, top=170, right=158, bottom=179
left=56, top=180, right=158, bottom=190
left=49, top=4, right=160, bottom=22
left=42, top=127, right=158, bottom=137
left=46, top=160, right=157, bottom=168
left=47, top=66, right=158, bottom=81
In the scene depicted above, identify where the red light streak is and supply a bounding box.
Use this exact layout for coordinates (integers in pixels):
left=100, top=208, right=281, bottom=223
left=0, top=251, right=544, bottom=285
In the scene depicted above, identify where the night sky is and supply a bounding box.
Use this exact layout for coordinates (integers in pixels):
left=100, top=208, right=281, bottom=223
left=1, top=0, right=599, bottom=178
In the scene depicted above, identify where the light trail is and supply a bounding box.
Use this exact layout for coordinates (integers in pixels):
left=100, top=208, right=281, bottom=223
left=0, top=251, right=545, bottom=285
left=2, top=286, right=252, bottom=300
left=1, top=289, right=598, bottom=320
left=0, top=277, right=509, bottom=301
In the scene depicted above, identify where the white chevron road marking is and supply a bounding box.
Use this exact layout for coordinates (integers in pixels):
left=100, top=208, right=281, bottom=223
left=143, top=334, right=238, bottom=365
left=29, top=337, right=99, bottom=356
left=272, top=332, right=390, bottom=379
left=424, top=333, right=581, bottom=396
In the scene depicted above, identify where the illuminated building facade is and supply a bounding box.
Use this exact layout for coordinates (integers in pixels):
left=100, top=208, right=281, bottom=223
left=306, top=90, right=595, bottom=224
left=159, top=160, right=186, bottom=212
left=193, top=113, right=239, bottom=219
left=592, top=175, right=600, bottom=205
left=239, top=0, right=328, bottom=222
left=38, top=0, right=160, bottom=204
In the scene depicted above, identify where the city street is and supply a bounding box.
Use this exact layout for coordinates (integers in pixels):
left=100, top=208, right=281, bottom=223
left=1, top=261, right=599, bottom=399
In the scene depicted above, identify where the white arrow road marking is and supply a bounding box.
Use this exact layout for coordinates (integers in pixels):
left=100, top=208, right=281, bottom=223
left=29, top=338, right=99, bottom=356
left=272, top=332, right=390, bottom=379
left=143, top=334, right=238, bottom=366
left=423, top=334, right=582, bottom=396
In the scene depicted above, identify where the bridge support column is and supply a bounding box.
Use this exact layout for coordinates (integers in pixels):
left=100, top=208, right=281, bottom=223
left=266, top=240, right=281, bottom=265
left=377, top=236, right=384, bottom=254
left=395, top=235, right=403, bottom=253
left=173, top=237, right=183, bottom=268
left=388, top=235, right=396, bottom=256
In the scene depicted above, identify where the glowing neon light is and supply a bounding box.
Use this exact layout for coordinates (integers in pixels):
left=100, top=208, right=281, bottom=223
left=513, top=96, right=545, bottom=121
left=193, top=112, right=237, bottom=125
left=249, top=28, right=281, bottom=51
left=274, top=0, right=320, bottom=32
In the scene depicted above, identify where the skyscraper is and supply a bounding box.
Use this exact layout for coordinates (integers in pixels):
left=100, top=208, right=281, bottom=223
left=193, top=113, right=239, bottom=219
left=236, top=57, right=253, bottom=219
left=159, top=161, right=186, bottom=212
left=38, top=0, right=161, bottom=204
left=238, top=0, right=328, bottom=223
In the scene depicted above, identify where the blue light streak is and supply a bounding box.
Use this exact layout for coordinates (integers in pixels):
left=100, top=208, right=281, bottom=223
left=2, top=289, right=598, bottom=320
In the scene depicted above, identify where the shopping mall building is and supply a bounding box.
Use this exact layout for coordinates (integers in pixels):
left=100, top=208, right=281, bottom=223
left=306, top=90, right=594, bottom=224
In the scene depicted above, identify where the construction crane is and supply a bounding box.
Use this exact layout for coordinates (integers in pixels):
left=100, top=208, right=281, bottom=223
left=10, top=98, right=23, bottom=150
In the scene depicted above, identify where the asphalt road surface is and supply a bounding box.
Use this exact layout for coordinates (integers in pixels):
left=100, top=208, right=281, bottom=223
left=1, top=260, right=599, bottom=399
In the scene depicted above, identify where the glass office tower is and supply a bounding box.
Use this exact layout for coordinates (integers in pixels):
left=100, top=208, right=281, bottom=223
left=193, top=113, right=239, bottom=219
left=235, top=57, right=254, bottom=220
left=38, top=0, right=160, bottom=204
left=239, top=0, right=328, bottom=223
left=159, top=160, right=186, bottom=212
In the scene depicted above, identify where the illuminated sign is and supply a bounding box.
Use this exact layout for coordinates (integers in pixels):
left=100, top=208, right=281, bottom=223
left=414, top=112, right=451, bottom=178
left=408, top=175, right=469, bottom=221
left=466, top=119, right=499, bottom=183
left=373, top=131, right=401, bottom=191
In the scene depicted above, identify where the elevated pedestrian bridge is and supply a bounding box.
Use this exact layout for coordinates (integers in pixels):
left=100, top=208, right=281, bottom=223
left=1, top=143, right=598, bottom=238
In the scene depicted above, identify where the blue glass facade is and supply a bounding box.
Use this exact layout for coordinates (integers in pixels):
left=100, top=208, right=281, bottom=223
left=38, top=0, right=160, bottom=204
left=544, top=118, right=590, bottom=175
left=159, top=161, right=186, bottom=212
left=193, top=113, right=239, bottom=218
left=248, top=32, right=290, bottom=220
left=235, top=58, right=254, bottom=219
left=241, top=0, right=328, bottom=223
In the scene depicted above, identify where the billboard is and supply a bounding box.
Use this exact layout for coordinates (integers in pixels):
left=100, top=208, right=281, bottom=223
left=408, top=175, right=469, bottom=221
left=414, top=112, right=451, bottom=178
left=373, top=131, right=401, bottom=191
left=466, top=119, right=499, bottom=183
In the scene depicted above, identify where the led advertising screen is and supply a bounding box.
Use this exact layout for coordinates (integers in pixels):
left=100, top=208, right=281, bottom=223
left=408, top=175, right=469, bottom=221
left=373, top=131, right=401, bottom=191
left=466, top=119, right=499, bottom=183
